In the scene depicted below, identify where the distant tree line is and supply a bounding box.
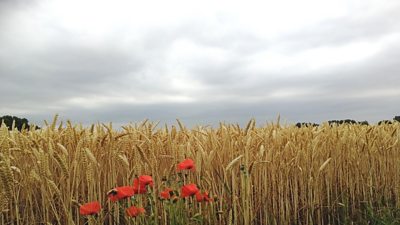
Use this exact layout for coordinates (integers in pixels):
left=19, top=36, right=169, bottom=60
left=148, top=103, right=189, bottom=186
left=1, top=115, right=399, bottom=131
left=296, top=116, right=400, bottom=128
left=0, top=115, right=39, bottom=131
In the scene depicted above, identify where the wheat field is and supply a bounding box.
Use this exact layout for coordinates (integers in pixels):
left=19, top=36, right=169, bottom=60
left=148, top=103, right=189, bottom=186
left=0, top=116, right=399, bottom=225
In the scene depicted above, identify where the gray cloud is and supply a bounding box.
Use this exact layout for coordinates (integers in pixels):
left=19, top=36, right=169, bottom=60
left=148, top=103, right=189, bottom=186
left=276, top=4, right=400, bottom=52
left=1, top=0, right=399, bottom=127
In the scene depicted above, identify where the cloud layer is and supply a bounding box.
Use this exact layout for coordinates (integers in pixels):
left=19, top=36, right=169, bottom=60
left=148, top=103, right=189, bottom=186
left=1, top=0, right=399, bottom=126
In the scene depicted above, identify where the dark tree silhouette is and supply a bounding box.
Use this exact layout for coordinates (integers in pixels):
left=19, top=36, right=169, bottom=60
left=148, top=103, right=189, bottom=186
left=295, top=120, right=370, bottom=128
left=394, top=116, right=400, bottom=122
left=378, top=120, right=393, bottom=125
left=328, top=119, right=358, bottom=125
left=0, top=115, right=38, bottom=131
left=295, top=122, right=319, bottom=128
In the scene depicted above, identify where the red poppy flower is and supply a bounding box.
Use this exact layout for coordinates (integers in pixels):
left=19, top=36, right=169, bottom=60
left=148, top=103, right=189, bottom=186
left=107, top=186, right=135, bottom=202
left=177, top=158, right=195, bottom=171
left=181, top=183, right=199, bottom=198
left=132, top=175, right=154, bottom=194
left=160, top=188, right=174, bottom=199
left=132, top=178, right=147, bottom=194
left=195, top=191, right=213, bottom=202
left=79, top=201, right=101, bottom=216
left=126, top=206, right=145, bottom=217
left=195, top=191, right=203, bottom=202
left=138, top=175, right=154, bottom=187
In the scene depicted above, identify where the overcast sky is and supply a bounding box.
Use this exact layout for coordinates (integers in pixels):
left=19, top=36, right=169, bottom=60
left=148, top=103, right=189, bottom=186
left=1, top=0, right=399, bottom=127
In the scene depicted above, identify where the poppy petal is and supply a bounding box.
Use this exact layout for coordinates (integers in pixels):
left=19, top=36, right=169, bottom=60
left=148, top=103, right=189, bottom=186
left=79, top=201, right=101, bottom=216
left=133, top=178, right=148, bottom=194
left=196, top=191, right=213, bottom=203
left=107, top=186, right=135, bottom=201
left=177, top=158, right=195, bottom=171
left=160, top=188, right=173, bottom=199
left=138, top=175, right=153, bottom=187
left=181, top=183, right=199, bottom=198
left=126, top=206, right=145, bottom=217
left=195, top=191, right=204, bottom=202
